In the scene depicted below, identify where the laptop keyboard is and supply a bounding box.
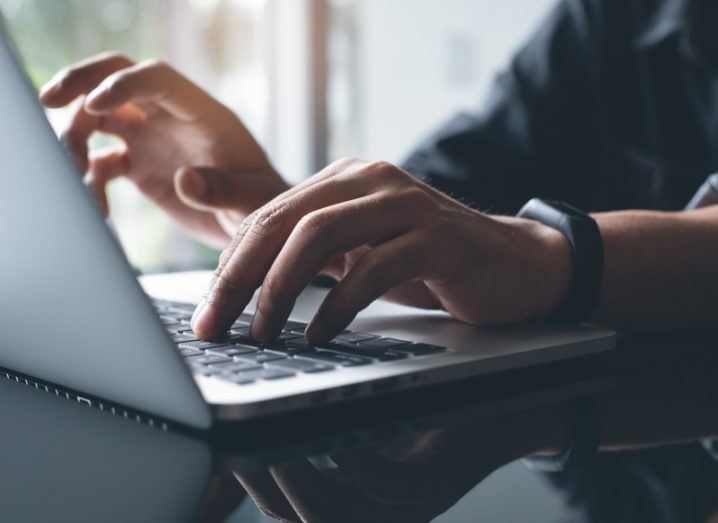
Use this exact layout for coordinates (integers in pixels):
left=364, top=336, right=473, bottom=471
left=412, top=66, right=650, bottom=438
left=151, top=299, right=448, bottom=387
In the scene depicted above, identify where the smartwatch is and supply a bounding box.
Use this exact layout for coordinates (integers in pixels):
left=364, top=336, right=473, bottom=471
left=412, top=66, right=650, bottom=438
left=517, top=198, right=604, bottom=324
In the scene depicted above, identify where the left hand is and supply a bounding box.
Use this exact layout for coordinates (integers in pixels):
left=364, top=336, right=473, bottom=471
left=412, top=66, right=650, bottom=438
left=191, top=158, right=572, bottom=341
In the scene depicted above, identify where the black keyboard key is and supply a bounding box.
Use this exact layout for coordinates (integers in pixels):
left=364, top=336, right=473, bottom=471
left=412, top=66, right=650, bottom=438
left=335, top=332, right=379, bottom=344
left=233, top=341, right=262, bottom=351
left=296, top=351, right=372, bottom=367
left=226, top=367, right=296, bottom=384
left=268, top=358, right=333, bottom=373
left=178, top=347, right=204, bottom=358
left=206, top=360, right=262, bottom=372
left=276, top=331, right=304, bottom=341
left=206, top=345, right=257, bottom=357
left=264, top=343, right=314, bottom=356
left=285, top=320, right=308, bottom=332
left=285, top=338, right=315, bottom=350
left=390, top=343, right=447, bottom=356
left=164, top=323, right=188, bottom=334
left=191, top=354, right=233, bottom=365
left=318, top=342, right=408, bottom=362
left=235, top=351, right=287, bottom=365
left=356, top=337, right=412, bottom=350
left=167, top=301, right=196, bottom=312
left=171, top=333, right=198, bottom=344
left=179, top=340, right=234, bottom=351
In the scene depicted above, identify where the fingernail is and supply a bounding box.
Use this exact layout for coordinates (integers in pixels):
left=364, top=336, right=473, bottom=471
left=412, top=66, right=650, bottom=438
left=189, top=298, right=207, bottom=329
left=191, top=301, right=213, bottom=338
left=250, top=311, right=269, bottom=341
left=187, top=169, right=208, bottom=199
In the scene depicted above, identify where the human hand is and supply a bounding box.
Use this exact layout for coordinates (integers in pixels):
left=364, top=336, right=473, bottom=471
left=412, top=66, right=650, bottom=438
left=190, top=157, right=572, bottom=341
left=40, top=53, right=289, bottom=248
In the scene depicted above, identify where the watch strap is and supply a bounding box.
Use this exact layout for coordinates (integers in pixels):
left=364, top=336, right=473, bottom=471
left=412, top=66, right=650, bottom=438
left=517, top=198, right=604, bottom=324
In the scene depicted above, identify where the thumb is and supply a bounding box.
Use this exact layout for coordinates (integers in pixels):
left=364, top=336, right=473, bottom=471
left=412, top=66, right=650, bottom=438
left=174, top=166, right=243, bottom=212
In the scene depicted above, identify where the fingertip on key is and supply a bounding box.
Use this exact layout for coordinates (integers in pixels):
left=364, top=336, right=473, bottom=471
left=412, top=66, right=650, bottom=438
left=191, top=301, right=217, bottom=340
left=249, top=311, right=270, bottom=342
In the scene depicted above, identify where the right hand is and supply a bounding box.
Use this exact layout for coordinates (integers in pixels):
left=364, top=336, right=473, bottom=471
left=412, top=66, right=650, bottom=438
left=40, top=52, right=290, bottom=248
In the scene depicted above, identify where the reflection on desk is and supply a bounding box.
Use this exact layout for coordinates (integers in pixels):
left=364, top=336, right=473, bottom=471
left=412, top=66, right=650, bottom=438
left=2, top=334, right=718, bottom=523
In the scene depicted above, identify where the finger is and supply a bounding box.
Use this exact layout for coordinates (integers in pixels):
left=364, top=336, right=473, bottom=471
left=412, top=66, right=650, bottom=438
left=234, top=469, right=300, bottom=523
left=40, top=52, right=135, bottom=107
left=175, top=166, right=261, bottom=212
left=306, top=231, right=431, bottom=341
left=257, top=157, right=366, bottom=211
left=191, top=165, right=383, bottom=339
left=85, top=146, right=130, bottom=215
left=381, top=280, right=441, bottom=310
left=60, top=101, right=144, bottom=173
left=84, top=59, right=215, bottom=121
left=204, top=158, right=366, bottom=271
left=251, top=192, right=420, bottom=341
left=59, top=98, right=94, bottom=172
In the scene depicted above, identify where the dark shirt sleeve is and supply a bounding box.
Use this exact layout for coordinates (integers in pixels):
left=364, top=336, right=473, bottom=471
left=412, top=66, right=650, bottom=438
left=401, top=0, right=601, bottom=214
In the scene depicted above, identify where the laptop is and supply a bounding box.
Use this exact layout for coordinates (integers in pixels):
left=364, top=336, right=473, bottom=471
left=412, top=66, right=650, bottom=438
left=0, top=345, right=611, bottom=522
left=0, top=21, right=616, bottom=430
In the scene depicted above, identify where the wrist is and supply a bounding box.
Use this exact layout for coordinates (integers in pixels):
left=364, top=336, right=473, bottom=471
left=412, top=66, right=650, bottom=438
left=500, top=216, right=573, bottom=318
left=534, top=221, right=573, bottom=316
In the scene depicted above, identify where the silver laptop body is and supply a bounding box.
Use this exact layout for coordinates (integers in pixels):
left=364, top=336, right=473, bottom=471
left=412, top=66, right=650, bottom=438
left=0, top=22, right=615, bottom=430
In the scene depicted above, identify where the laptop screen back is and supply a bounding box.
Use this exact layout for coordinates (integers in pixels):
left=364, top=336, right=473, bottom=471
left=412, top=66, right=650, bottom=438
left=0, top=18, right=211, bottom=429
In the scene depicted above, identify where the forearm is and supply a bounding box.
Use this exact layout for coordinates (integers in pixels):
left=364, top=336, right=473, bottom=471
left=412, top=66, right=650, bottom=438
left=593, top=207, right=718, bottom=330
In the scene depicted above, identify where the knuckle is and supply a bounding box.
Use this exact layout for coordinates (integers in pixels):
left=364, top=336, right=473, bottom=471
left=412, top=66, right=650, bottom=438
left=100, top=70, right=126, bottom=93
left=251, top=203, right=293, bottom=236
left=326, top=156, right=364, bottom=177
left=217, top=246, right=233, bottom=267
left=367, top=160, right=393, bottom=173
left=295, top=210, right=330, bottom=237
left=141, top=57, right=169, bottom=71
left=100, top=51, right=131, bottom=64
left=400, top=186, right=435, bottom=208
left=364, top=160, right=401, bottom=183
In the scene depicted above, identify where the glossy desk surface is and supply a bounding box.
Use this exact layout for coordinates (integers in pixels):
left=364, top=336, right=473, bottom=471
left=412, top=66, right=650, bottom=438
left=1, top=274, right=716, bottom=523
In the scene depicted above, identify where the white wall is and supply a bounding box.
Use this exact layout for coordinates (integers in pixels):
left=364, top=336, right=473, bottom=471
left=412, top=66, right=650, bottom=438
left=355, top=0, right=558, bottom=162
